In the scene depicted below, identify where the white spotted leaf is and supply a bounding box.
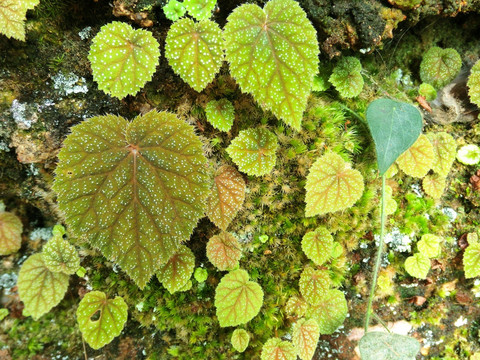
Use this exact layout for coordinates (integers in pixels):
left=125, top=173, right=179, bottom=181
left=428, top=132, right=456, bottom=176
left=464, top=243, right=480, bottom=279
left=305, top=289, right=347, bottom=334
left=52, top=111, right=211, bottom=289
left=207, top=231, right=242, bottom=271
left=261, top=338, right=296, bottom=360
left=305, top=152, right=364, bottom=216
left=42, top=235, right=80, bottom=275
left=224, top=0, right=319, bottom=130
left=157, top=245, right=195, bottom=293
left=215, top=269, right=263, bottom=327
left=301, top=226, right=334, bottom=266
left=76, top=291, right=128, bottom=350
left=206, top=165, right=246, bottom=231
left=226, top=128, right=278, bottom=176
left=396, top=134, right=435, bottom=178
left=285, top=295, right=307, bottom=317
left=17, top=253, right=69, bottom=320
left=417, top=234, right=441, bottom=258
left=292, top=318, right=320, bottom=360
left=88, top=22, right=160, bottom=99
left=205, top=99, right=235, bottom=132
left=231, top=328, right=250, bottom=353
left=299, top=267, right=330, bottom=306
left=0, top=211, right=22, bottom=255
left=165, top=18, right=223, bottom=92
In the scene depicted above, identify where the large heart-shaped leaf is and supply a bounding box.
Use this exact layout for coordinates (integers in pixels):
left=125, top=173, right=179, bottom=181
left=261, top=338, right=296, bottom=360
left=292, top=318, right=320, bottom=360
left=53, top=111, right=210, bottom=289
left=404, top=253, right=431, bottom=279
left=428, top=132, right=456, bottom=176
left=464, top=243, right=480, bottom=279
left=157, top=245, right=195, bottom=294
left=396, top=134, right=434, bottom=178
left=305, top=152, right=364, bottom=216
left=88, top=22, right=160, bottom=99
left=165, top=18, right=223, bottom=92
left=76, top=291, right=128, bottom=350
left=366, top=99, right=423, bottom=175
left=226, top=128, right=278, bottom=176
left=207, top=231, right=242, bottom=271
left=305, top=289, right=347, bottom=334
left=301, top=226, right=334, bottom=266
left=215, top=269, right=263, bottom=327
left=299, top=267, right=330, bottom=306
left=0, top=211, right=22, bottom=255
left=224, top=0, right=319, bottom=130
left=359, top=332, right=420, bottom=360
left=206, top=165, right=246, bottom=231
left=231, top=328, right=250, bottom=353
left=42, top=235, right=80, bottom=275
left=17, top=253, right=69, bottom=320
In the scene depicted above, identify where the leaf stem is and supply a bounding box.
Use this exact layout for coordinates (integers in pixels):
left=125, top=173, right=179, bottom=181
left=364, top=174, right=387, bottom=332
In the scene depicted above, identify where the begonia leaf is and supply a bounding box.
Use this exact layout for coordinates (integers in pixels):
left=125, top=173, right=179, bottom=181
left=0, top=210, right=22, bottom=255
left=207, top=231, right=242, bottom=271
left=299, top=267, right=330, bottom=306
left=261, top=338, right=296, bottom=360
left=404, top=253, right=431, bottom=279
left=42, top=235, right=80, bottom=275
left=157, top=245, right=195, bottom=294
left=305, top=289, right=347, bottom=334
left=301, top=226, right=334, bottom=266
left=464, top=243, right=480, bottom=279
left=396, top=134, right=434, bottom=178
left=428, top=132, right=456, bottom=176
left=292, top=318, right=320, bottom=360
left=231, top=328, right=250, bottom=353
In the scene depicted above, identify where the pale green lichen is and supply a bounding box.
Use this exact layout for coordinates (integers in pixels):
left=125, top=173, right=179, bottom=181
left=456, top=144, right=480, bottom=165
left=88, top=22, right=160, bottom=99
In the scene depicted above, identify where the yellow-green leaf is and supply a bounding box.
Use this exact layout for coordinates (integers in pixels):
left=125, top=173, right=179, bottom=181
left=157, top=245, right=195, bottom=294
left=0, top=0, right=26, bottom=41
left=76, top=291, right=128, bottom=350
left=215, top=269, right=263, bottom=327
left=205, top=99, right=235, bottom=132
left=301, top=226, right=333, bottom=266
left=42, top=235, right=80, bottom=275
left=404, top=253, right=431, bottom=279
left=299, top=267, right=330, bottom=306
left=0, top=211, right=22, bottom=255
left=464, top=243, right=480, bottom=279
left=231, top=328, right=250, bottom=353
left=417, top=234, right=441, bottom=258
left=261, top=338, right=296, bottom=360
left=17, top=253, right=69, bottom=320
left=207, top=231, right=242, bottom=271
left=292, top=318, right=320, bottom=360
left=206, top=165, right=246, bottom=231
left=305, top=152, right=364, bottom=217
left=422, top=173, right=446, bottom=199
left=428, top=132, right=456, bottom=176
left=305, top=289, right=348, bottom=334
left=396, top=134, right=434, bottom=178
left=285, top=295, right=307, bottom=317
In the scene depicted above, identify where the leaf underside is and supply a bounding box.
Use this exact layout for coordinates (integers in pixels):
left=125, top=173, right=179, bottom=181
left=396, top=134, right=434, bottom=178
left=299, top=267, right=330, bottom=306
left=231, top=328, right=250, bottom=353
left=53, top=111, right=210, bottom=289
left=215, top=269, right=264, bottom=327
left=165, top=18, right=223, bottom=92
left=306, top=289, right=348, bottom=334
left=157, top=244, right=195, bottom=293
left=359, top=332, right=421, bottom=360
left=305, top=152, right=364, bottom=217
left=76, top=291, right=128, bottom=350
left=301, top=226, right=334, bottom=266
left=17, top=253, right=69, bottom=320
left=261, top=337, right=296, bottom=360
left=88, top=22, right=160, bottom=99
left=0, top=211, right=23, bottom=255
left=206, top=165, right=246, bottom=231
left=207, top=231, right=242, bottom=271
left=464, top=243, right=480, bottom=279
left=224, top=0, right=319, bottom=130
left=366, top=98, right=423, bottom=175
left=292, top=318, right=320, bottom=360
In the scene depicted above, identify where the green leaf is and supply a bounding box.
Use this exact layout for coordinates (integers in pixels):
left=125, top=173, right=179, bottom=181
left=396, top=134, right=435, bottom=178
left=42, top=235, right=80, bottom=275
left=205, top=99, right=235, bottom=132
left=206, top=232, right=242, bottom=271
left=359, top=332, right=420, bottom=360
left=285, top=295, right=307, bottom=317
left=0, top=308, right=8, bottom=321
left=384, top=185, right=397, bottom=216
left=53, top=111, right=211, bottom=289
left=292, top=318, right=320, bottom=360
left=467, top=60, right=480, bottom=107
left=231, top=328, right=250, bottom=353
left=215, top=269, right=264, bottom=327
left=157, top=245, right=195, bottom=294
left=206, top=165, right=246, bottom=231
left=224, top=0, right=319, bottom=130
left=417, top=234, right=441, bottom=258
left=226, top=128, right=278, bottom=176
left=329, top=57, right=364, bottom=98
left=194, top=267, right=208, bottom=283
left=301, top=226, right=334, bottom=266
left=422, top=173, right=446, bottom=199
left=0, top=0, right=27, bottom=41
left=305, top=152, right=364, bottom=217
left=457, top=144, right=480, bottom=165
left=163, top=0, right=186, bottom=21
left=366, top=98, right=423, bottom=175
left=463, top=243, right=480, bottom=278
left=299, top=267, right=330, bottom=306
left=0, top=211, right=22, bottom=255
left=428, top=132, right=456, bottom=176
left=418, top=83, right=437, bottom=101
left=17, top=253, right=69, bottom=320
left=76, top=291, right=128, bottom=350
left=404, top=253, right=431, bottom=279
left=420, top=47, right=462, bottom=89
left=261, top=338, right=296, bottom=360
left=88, top=22, right=160, bottom=99
left=305, top=289, right=347, bottom=334
left=184, top=0, right=216, bottom=20
left=165, top=18, right=223, bottom=92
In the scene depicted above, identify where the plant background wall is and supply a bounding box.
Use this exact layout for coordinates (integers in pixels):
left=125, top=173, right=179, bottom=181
left=1, top=0, right=480, bottom=359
